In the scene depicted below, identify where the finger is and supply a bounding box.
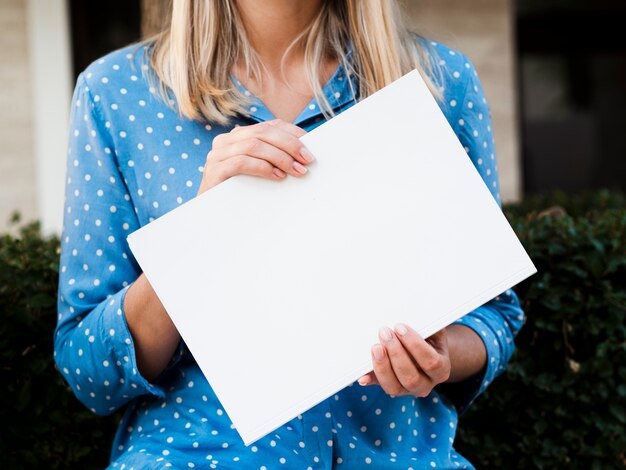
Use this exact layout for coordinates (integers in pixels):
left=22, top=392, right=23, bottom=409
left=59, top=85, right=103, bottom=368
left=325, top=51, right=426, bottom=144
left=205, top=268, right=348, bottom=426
left=211, top=130, right=232, bottom=149
left=379, top=326, right=426, bottom=395
left=371, top=343, right=408, bottom=397
left=226, top=122, right=314, bottom=165
left=219, top=155, right=286, bottom=181
left=252, top=122, right=314, bottom=165
left=357, top=371, right=379, bottom=386
left=393, top=323, right=450, bottom=382
left=267, top=118, right=307, bottom=138
left=215, top=138, right=308, bottom=177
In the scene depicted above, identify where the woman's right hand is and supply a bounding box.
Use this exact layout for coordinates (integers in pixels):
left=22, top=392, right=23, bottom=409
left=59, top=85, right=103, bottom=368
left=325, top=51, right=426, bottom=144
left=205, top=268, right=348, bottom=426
left=197, top=118, right=316, bottom=196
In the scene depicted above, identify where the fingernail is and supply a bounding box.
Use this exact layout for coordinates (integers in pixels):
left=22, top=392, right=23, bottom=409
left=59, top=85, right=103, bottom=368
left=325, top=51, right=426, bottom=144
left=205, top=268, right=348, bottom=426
left=358, top=376, right=370, bottom=386
left=293, top=161, right=308, bottom=174
left=272, top=168, right=286, bottom=178
left=379, top=326, right=393, bottom=343
left=300, top=147, right=315, bottom=163
left=394, top=323, right=408, bottom=337
left=372, top=344, right=384, bottom=361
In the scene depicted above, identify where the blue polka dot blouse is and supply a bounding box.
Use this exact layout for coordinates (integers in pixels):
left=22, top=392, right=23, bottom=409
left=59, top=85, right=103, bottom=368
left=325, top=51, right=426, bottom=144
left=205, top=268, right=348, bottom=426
left=54, top=37, right=526, bottom=469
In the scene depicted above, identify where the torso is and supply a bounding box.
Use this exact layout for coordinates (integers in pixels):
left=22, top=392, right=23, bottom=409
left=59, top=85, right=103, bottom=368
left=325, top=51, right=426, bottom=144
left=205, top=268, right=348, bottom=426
left=61, top=39, right=502, bottom=469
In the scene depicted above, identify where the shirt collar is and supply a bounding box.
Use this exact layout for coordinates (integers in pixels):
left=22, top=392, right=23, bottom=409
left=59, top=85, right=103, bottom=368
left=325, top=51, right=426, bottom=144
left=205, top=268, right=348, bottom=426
left=230, top=42, right=359, bottom=126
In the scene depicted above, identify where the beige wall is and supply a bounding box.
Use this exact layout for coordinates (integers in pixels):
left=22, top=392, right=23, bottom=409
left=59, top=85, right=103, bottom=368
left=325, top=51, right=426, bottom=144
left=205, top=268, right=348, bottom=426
left=0, top=0, right=37, bottom=233
left=406, top=0, right=521, bottom=202
left=0, top=0, right=71, bottom=234
left=26, top=0, right=73, bottom=235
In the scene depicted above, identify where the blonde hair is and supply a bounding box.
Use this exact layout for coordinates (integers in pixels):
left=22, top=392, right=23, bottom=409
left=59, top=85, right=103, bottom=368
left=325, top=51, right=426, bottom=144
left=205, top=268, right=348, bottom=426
left=140, top=0, right=442, bottom=126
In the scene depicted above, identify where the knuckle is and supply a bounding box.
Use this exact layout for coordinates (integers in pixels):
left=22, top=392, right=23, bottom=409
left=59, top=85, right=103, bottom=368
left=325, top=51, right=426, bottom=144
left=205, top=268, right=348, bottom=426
left=403, top=375, right=420, bottom=391
left=262, top=162, right=275, bottom=177
left=256, top=121, right=273, bottom=134
left=269, top=118, right=284, bottom=127
left=212, top=133, right=225, bottom=147
left=287, top=138, right=302, bottom=155
left=243, top=138, right=261, bottom=154
left=277, top=155, right=294, bottom=169
left=230, top=155, right=246, bottom=172
left=437, top=361, right=451, bottom=382
left=439, top=369, right=451, bottom=383
left=387, top=345, right=403, bottom=360
left=422, top=355, right=443, bottom=373
left=253, top=159, right=271, bottom=175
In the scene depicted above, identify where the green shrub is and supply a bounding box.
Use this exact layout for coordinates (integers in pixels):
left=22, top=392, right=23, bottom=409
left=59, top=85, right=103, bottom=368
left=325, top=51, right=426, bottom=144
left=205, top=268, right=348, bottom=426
left=503, top=188, right=626, bottom=218
left=0, top=214, right=118, bottom=469
left=456, top=193, right=626, bottom=469
left=0, top=192, right=624, bottom=469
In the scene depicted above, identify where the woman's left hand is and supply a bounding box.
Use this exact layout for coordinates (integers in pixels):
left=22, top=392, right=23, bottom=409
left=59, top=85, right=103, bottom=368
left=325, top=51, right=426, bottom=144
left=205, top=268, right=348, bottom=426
left=358, top=324, right=451, bottom=398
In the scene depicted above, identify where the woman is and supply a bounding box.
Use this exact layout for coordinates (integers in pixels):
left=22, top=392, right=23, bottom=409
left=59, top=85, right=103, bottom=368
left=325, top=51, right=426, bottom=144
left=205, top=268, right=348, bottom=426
left=55, top=0, right=525, bottom=468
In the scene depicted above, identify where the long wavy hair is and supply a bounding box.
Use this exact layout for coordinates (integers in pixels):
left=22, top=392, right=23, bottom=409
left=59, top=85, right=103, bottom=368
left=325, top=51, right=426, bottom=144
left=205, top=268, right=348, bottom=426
left=141, top=0, right=442, bottom=126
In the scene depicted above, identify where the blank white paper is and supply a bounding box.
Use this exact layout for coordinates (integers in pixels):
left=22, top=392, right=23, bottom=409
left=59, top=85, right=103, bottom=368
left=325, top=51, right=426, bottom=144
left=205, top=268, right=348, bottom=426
left=127, top=69, right=536, bottom=446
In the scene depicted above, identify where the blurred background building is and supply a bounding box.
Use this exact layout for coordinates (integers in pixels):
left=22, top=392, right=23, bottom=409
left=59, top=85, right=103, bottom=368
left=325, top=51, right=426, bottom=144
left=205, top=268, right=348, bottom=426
left=1, top=0, right=625, bottom=233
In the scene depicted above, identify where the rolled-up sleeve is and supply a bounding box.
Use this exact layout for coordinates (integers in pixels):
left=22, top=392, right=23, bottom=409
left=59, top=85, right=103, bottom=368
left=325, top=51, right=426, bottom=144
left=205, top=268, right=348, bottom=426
left=54, top=73, right=166, bottom=415
left=437, top=55, right=526, bottom=413
left=443, top=290, right=525, bottom=414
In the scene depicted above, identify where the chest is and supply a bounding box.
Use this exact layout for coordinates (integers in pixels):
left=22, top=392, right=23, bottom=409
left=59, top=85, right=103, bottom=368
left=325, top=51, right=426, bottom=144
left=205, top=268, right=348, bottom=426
left=261, top=87, right=313, bottom=124
left=113, top=92, right=331, bottom=225
left=233, top=58, right=340, bottom=123
left=117, top=118, right=215, bottom=224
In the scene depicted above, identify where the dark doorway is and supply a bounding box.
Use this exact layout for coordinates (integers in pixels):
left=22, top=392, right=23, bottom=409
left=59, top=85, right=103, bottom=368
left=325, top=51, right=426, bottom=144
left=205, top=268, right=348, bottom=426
left=516, top=0, right=626, bottom=194
left=68, top=0, right=141, bottom=82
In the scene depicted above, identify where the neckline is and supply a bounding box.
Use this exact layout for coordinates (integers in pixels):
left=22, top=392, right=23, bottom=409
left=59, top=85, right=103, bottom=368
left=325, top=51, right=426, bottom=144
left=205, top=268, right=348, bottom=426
left=229, top=44, right=357, bottom=125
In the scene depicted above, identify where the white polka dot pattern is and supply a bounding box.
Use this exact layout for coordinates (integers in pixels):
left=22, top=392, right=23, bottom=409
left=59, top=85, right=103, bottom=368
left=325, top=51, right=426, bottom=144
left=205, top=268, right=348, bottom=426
left=54, top=37, right=525, bottom=469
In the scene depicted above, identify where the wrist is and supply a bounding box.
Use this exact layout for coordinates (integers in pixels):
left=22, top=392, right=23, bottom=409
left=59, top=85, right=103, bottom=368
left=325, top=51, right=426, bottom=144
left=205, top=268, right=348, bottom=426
left=444, top=324, right=487, bottom=383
